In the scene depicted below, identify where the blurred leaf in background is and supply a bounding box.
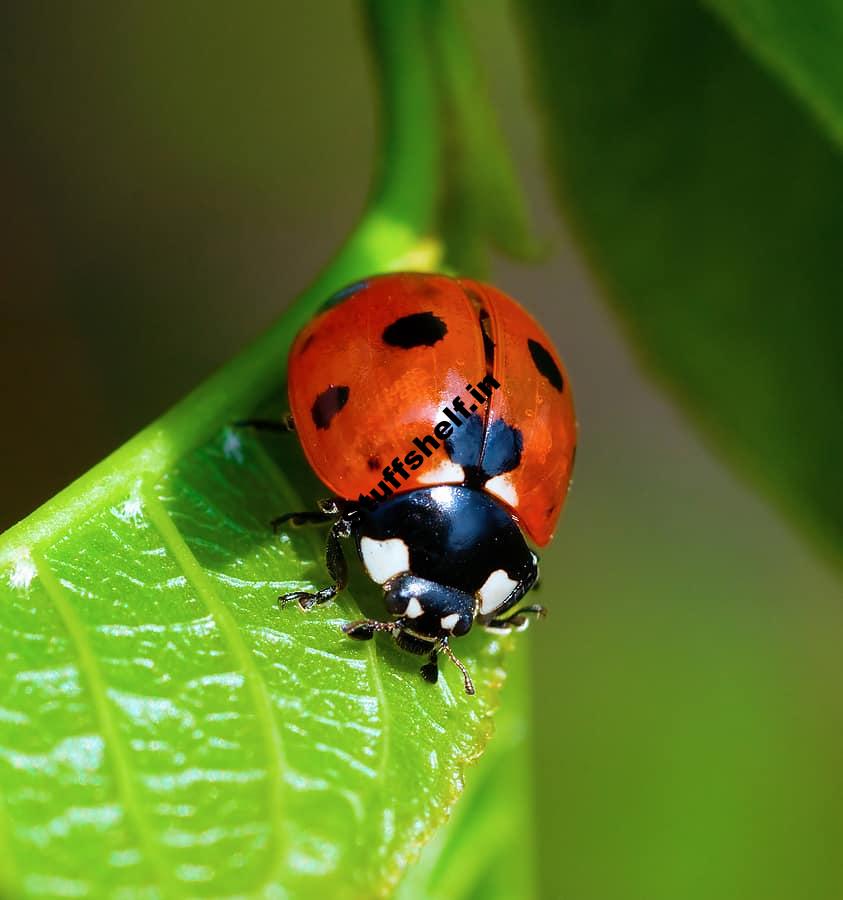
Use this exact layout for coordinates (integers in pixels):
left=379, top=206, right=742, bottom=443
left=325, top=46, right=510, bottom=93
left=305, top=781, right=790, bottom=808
left=707, top=0, right=843, bottom=148
left=514, top=2, right=843, bottom=898
left=520, top=0, right=843, bottom=560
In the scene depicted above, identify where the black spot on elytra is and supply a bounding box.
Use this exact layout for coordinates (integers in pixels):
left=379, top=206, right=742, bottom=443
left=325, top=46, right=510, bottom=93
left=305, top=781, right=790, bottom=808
left=528, top=338, right=564, bottom=392
left=367, top=456, right=381, bottom=471
left=300, top=333, right=316, bottom=353
left=311, top=385, right=349, bottom=430
left=482, top=419, right=523, bottom=476
left=445, top=414, right=484, bottom=468
left=383, top=312, right=447, bottom=348
left=445, top=414, right=522, bottom=482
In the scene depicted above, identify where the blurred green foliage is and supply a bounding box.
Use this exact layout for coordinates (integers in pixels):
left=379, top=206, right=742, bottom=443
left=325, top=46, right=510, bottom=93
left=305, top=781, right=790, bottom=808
left=520, top=0, right=843, bottom=560
left=518, top=3, right=843, bottom=897
left=707, top=0, right=843, bottom=148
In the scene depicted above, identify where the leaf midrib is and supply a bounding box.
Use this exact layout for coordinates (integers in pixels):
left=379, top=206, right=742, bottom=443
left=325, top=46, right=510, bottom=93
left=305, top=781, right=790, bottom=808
left=248, top=441, right=393, bottom=823
left=33, top=548, right=178, bottom=896
left=142, top=490, right=289, bottom=893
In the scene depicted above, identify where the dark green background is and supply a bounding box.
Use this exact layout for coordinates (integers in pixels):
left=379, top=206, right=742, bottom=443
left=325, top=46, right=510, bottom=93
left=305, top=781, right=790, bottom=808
left=2, top=3, right=841, bottom=898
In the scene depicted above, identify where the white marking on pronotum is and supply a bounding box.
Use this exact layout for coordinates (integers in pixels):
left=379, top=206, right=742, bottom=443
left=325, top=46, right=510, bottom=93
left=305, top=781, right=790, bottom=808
left=222, top=427, right=244, bottom=464
left=404, top=596, right=423, bottom=619
left=484, top=473, right=519, bottom=507
left=440, top=613, right=460, bottom=631
left=359, top=537, right=410, bottom=584
left=9, top=552, right=36, bottom=590
left=417, top=461, right=464, bottom=485
left=477, top=569, right=518, bottom=615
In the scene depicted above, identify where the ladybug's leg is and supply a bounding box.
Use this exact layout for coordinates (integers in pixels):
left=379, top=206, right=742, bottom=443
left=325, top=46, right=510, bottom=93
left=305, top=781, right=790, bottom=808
left=420, top=648, right=439, bottom=684
left=236, top=413, right=295, bottom=433
left=440, top=638, right=475, bottom=696
left=278, top=515, right=351, bottom=611
left=342, top=619, right=400, bottom=640
left=272, top=510, right=331, bottom=529
left=347, top=623, right=448, bottom=690
left=486, top=603, right=547, bottom=632
left=271, top=499, right=341, bottom=532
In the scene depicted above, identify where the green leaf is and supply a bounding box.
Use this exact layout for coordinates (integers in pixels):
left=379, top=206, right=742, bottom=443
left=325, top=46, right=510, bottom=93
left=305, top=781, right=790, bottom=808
left=394, top=649, right=534, bottom=900
left=704, top=0, right=843, bottom=150
left=0, top=432, right=516, bottom=898
left=0, top=3, right=532, bottom=896
left=519, top=0, right=843, bottom=558
left=431, top=0, right=541, bottom=275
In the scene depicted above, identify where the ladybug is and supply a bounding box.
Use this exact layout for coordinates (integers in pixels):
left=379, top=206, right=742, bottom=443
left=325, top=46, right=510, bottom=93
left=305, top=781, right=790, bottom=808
left=259, top=273, right=576, bottom=695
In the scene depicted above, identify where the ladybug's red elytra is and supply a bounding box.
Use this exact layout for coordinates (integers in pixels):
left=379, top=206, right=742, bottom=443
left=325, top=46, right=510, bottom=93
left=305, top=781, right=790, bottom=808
left=259, top=273, right=576, bottom=694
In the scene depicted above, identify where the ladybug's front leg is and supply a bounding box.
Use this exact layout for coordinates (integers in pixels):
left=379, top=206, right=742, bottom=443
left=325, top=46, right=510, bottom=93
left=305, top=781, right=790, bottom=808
left=236, top=413, right=296, bottom=433
left=271, top=498, right=341, bottom=531
left=486, top=603, right=547, bottom=632
left=278, top=514, right=351, bottom=611
left=342, top=619, right=401, bottom=640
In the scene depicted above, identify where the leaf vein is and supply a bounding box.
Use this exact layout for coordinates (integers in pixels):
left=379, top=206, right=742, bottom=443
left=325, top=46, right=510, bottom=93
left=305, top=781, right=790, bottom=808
left=32, top=550, right=175, bottom=895
left=247, top=440, right=392, bottom=830
left=142, top=491, right=289, bottom=892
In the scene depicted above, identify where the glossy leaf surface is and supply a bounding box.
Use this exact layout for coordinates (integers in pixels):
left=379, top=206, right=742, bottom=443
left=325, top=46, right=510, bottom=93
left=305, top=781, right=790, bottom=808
left=0, top=432, right=514, bottom=897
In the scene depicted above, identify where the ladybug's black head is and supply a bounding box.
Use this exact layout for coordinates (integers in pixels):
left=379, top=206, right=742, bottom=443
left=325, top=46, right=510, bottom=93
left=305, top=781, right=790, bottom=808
left=383, top=574, right=474, bottom=642
left=354, top=485, right=538, bottom=642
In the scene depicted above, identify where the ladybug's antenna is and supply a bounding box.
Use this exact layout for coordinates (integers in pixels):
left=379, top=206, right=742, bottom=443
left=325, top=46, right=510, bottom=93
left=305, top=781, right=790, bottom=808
left=441, top=639, right=475, bottom=696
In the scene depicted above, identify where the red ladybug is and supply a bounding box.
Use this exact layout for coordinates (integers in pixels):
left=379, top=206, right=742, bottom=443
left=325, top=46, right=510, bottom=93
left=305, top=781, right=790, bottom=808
left=269, top=273, right=576, bottom=694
